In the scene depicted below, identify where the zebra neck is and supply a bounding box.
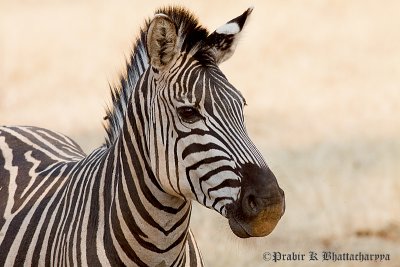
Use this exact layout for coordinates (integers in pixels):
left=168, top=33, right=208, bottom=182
left=103, top=114, right=194, bottom=265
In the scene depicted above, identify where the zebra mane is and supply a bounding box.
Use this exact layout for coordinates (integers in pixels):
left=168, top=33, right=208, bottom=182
left=103, top=6, right=209, bottom=147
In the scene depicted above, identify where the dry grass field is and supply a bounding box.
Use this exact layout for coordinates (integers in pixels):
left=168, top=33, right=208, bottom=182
left=1, top=0, right=399, bottom=266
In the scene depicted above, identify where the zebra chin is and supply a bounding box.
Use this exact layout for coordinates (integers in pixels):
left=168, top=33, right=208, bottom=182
left=225, top=163, right=285, bottom=238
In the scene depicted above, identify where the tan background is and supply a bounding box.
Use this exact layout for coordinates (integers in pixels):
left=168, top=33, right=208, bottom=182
left=1, top=1, right=399, bottom=266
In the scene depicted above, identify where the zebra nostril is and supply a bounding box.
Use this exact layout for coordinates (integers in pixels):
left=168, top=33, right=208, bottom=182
left=242, top=191, right=261, bottom=217
left=248, top=195, right=256, bottom=211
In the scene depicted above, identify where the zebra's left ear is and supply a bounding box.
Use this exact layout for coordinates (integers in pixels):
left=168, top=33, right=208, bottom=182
left=204, top=7, right=253, bottom=64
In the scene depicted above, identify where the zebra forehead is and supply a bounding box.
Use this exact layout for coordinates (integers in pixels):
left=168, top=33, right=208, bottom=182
left=175, top=64, right=246, bottom=106
left=204, top=68, right=246, bottom=104
left=211, top=87, right=246, bottom=110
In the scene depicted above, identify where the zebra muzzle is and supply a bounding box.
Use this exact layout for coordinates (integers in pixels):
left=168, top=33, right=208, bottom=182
left=226, top=163, right=285, bottom=238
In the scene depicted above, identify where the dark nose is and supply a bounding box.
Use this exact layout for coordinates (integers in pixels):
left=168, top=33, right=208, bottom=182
left=240, top=164, right=285, bottom=218
left=227, top=163, right=285, bottom=238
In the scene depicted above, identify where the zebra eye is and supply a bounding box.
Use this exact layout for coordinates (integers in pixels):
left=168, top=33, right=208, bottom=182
left=177, top=106, right=202, bottom=123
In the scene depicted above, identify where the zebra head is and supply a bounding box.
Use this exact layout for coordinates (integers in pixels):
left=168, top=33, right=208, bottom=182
left=138, top=7, right=285, bottom=238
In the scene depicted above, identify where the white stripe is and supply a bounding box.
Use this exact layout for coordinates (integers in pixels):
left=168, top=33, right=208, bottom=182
left=0, top=136, right=18, bottom=219
left=20, top=151, right=41, bottom=198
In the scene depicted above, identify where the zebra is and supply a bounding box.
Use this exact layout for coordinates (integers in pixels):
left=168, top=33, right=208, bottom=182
left=0, top=6, right=285, bottom=267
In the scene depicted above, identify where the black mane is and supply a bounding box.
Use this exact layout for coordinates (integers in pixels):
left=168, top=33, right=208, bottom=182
left=103, top=6, right=210, bottom=147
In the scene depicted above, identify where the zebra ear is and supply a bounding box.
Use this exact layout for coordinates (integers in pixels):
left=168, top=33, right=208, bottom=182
left=146, top=14, right=179, bottom=70
left=205, top=7, right=253, bottom=64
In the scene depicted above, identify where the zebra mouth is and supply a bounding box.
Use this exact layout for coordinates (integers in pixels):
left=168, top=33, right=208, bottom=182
left=227, top=204, right=283, bottom=238
left=228, top=217, right=251, bottom=238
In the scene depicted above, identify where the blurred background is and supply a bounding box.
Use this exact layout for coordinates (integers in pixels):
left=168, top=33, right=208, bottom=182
left=1, top=0, right=399, bottom=266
